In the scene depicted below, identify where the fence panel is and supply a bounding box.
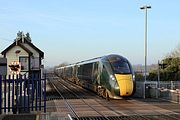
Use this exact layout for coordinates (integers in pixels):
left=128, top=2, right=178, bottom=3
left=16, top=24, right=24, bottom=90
left=135, top=81, right=180, bottom=103
left=0, top=74, right=46, bottom=114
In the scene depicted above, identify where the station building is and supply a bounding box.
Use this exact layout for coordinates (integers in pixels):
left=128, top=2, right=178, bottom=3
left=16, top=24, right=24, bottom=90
left=1, top=31, right=44, bottom=76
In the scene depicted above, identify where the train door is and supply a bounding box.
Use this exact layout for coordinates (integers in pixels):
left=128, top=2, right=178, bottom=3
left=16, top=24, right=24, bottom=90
left=73, top=65, right=79, bottom=84
left=98, top=61, right=103, bottom=85
left=92, top=62, right=99, bottom=83
left=92, top=62, right=99, bottom=92
left=98, top=62, right=111, bottom=99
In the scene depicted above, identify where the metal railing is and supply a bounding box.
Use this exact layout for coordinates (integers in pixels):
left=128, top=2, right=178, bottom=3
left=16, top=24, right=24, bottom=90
left=0, top=74, right=46, bottom=114
left=134, top=81, right=180, bottom=103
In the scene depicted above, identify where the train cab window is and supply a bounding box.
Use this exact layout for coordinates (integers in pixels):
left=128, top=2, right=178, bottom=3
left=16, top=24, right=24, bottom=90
left=109, top=57, right=131, bottom=74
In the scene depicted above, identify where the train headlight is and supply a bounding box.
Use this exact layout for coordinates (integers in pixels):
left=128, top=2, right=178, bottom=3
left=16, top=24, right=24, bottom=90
left=114, top=81, right=119, bottom=89
left=132, top=75, right=135, bottom=81
left=110, top=75, right=115, bottom=81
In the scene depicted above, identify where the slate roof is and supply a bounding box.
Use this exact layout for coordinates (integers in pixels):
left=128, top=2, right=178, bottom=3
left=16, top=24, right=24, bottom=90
left=1, top=37, right=44, bottom=58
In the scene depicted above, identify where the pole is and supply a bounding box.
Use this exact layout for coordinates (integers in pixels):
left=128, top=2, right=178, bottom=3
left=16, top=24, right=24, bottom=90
left=144, top=7, right=147, bottom=83
left=157, top=60, right=160, bottom=88
left=140, top=5, right=151, bottom=99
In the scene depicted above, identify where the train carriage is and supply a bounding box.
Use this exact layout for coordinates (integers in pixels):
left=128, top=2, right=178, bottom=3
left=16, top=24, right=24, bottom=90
left=56, top=54, right=135, bottom=99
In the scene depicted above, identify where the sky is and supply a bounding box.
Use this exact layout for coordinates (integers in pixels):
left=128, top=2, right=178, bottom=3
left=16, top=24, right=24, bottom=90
left=0, top=0, right=180, bottom=67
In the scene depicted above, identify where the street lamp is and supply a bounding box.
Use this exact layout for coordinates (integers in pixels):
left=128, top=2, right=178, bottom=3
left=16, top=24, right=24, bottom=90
left=140, top=5, right=151, bottom=99
left=140, top=5, right=151, bottom=82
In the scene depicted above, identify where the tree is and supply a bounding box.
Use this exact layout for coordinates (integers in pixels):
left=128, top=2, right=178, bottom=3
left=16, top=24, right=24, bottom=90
left=53, top=62, right=68, bottom=73
left=58, top=62, right=68, bottom=67
left=166, top=43, right=180, bottom=58
left=147, top=43, right=180, bottom=81
left=160, top=44, right=180, bottom=81
left=135, top=73, right=144, bottom=81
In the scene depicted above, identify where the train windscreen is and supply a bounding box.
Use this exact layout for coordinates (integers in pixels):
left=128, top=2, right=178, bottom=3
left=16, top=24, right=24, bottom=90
left=108, top=56, right=131, bottom=74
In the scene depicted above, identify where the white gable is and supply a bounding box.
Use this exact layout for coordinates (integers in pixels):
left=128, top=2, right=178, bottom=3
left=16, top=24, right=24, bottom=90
left=23, top=43, right=40, bottom=57
left=6, top=45, right=28, bottom=75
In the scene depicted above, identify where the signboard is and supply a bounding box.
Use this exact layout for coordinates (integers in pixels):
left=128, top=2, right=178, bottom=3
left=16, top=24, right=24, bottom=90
left=9, top=61, right=21, bottom=75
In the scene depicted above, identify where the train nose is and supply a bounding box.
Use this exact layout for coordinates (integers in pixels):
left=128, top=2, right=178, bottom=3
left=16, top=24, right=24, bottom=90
left=115, top=74, right=133, bottom=96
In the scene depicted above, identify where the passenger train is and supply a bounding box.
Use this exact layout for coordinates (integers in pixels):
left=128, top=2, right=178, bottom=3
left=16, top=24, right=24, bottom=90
left=55, top=54, right=135, bottom=99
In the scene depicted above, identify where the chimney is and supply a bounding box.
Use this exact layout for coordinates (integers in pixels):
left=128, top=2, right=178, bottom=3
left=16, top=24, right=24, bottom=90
left=22, top=32, right=25, bottom=43
left=15, top=38, right=18, bottom=45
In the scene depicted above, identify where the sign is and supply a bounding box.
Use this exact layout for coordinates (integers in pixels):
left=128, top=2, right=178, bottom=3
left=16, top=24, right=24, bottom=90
left=9, top=61, right=21, bottom=75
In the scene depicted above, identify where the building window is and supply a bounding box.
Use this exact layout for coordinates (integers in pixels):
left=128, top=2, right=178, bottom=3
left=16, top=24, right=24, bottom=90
left=30, top=57, right=40, bottom=70
left=19, top=57, right=29, bottom=71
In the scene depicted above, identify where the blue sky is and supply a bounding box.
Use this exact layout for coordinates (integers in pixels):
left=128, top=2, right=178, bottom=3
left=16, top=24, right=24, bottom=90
left=0, top=0, right=180, bottom=67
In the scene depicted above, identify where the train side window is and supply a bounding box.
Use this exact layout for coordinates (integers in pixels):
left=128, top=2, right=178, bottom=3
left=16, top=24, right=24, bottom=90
left=77, top=65, right=83, bottom=79
left=82, top=63, right=93, bottom=81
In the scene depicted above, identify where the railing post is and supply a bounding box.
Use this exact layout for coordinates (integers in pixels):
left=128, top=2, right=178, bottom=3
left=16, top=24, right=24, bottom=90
left=8, top=75, right=10, bottom=112
left=15, top=75, right=19, bottom=113
left=39, top=74, right=41, bottom=111
left=19, top=75, right=22, bottom=112
left=4, top=75, right=6, bottom=113
left=35, top=74, right=38, bottom=111
left=24, top=75, right=26, bottom=112
left=12, top=75, right=15, bottom=114
left=44, top=73, right=46, bottom=113
left=0, top=75, right=2, bottom=114
left=27, top=75, right=30, bottom=112
left=31, top=74, right=34, bottom=111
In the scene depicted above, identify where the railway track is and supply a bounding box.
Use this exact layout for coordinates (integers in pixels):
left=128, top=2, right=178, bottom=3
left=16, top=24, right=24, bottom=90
left=46, top=73, right=180, bottom=120
left=61, top=77, right=150, bottom=120
left=61, top=78, right=180, bottom=120
left=47, top=73, right=112, bottom=119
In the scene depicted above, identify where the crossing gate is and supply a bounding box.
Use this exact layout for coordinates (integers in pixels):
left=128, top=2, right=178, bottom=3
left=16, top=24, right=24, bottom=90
left=0, top=74, right=46, bottom=114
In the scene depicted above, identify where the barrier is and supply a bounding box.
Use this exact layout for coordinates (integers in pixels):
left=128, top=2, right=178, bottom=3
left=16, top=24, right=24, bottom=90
left=0, top=74, right=46, bottom=114
left=134, top=81, right=180, bottom=103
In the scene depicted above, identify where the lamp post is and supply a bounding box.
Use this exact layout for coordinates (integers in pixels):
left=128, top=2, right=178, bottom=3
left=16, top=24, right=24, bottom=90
left=140, top=5, right=151, bottom=99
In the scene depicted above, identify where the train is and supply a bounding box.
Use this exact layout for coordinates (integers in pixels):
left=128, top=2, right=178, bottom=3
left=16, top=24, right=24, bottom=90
left=55, top=54, right=135, bottom=99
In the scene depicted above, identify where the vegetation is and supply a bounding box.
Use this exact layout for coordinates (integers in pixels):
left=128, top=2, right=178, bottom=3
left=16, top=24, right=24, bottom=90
left=148, top=44, right=180, bottom=81
left=53, top=62, right=68, bottom=73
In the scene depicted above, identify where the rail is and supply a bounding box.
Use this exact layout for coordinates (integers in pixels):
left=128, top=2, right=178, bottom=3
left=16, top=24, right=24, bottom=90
left=63, top=78, right=151, bottom=120
left=47, top=74, right=79, bottom=119
left=56, top=77, right=111, bottom=120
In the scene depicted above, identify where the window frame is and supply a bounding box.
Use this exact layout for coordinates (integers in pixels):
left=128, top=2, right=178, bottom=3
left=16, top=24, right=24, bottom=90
left=19, top=56, right=29, bottom=72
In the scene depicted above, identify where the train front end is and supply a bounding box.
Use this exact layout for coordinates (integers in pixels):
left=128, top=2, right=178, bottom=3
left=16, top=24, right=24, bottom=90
left=108, top=55, right=135, bottom=97
left=115, top=74, right=134, bottom=96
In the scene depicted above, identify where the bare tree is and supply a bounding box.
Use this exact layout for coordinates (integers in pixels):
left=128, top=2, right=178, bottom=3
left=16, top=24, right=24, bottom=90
left=58, top=62, right=68, bottom=67
left=165, top=43, right=180, bottom=59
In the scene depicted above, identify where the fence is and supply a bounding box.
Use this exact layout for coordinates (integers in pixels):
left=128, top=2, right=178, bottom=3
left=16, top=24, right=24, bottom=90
left=134, top=81, right=158, bottom=98
left=158, top=81, right=180, bottom=103
left=134, top=81, right=180, bottom=103
left=0, top=74, right=46, bottom=114
left=159, top=81, right=180, bottom=89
